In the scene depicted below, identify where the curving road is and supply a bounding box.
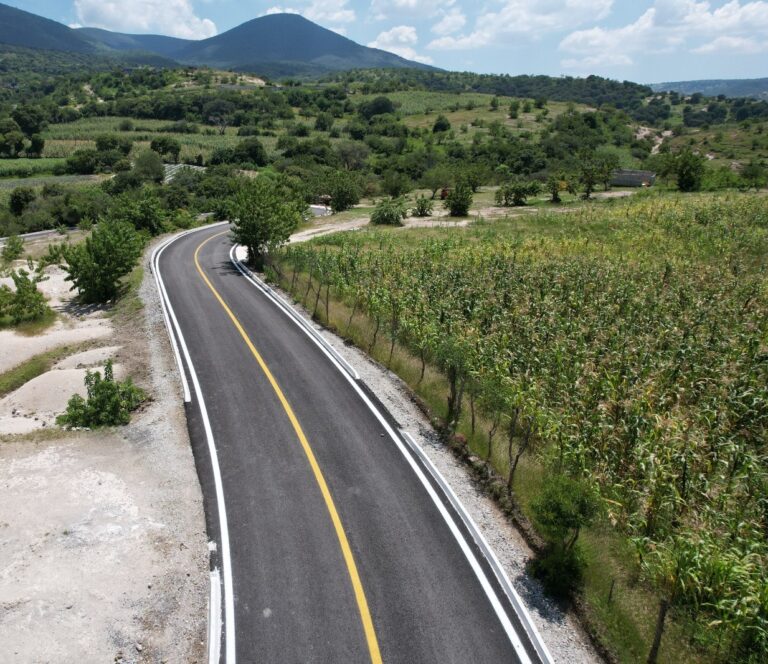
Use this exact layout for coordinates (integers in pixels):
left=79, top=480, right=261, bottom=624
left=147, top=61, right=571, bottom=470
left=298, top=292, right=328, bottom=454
left=154, top=223, right=551, bottom=664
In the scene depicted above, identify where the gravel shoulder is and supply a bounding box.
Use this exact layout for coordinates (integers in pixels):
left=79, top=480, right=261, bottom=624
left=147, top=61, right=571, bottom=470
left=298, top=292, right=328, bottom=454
left=0, top=241, right=208, bottom=663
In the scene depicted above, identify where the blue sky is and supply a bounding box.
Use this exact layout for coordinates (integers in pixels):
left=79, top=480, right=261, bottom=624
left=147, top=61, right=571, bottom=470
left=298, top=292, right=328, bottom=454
left=9, top=1, right=768, bottom=82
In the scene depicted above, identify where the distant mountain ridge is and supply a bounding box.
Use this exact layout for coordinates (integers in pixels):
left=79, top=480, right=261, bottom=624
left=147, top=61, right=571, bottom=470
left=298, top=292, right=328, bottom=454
left=651, top=78, right=768, bottom=100
left=0, top=2, right=435, bottom=77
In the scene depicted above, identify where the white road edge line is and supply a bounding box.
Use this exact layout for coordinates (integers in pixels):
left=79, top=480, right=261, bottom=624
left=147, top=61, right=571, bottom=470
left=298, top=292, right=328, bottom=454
left=229, top=245, right=360, bottom=380
left=401, top=432, right=554, bottom=664
left=209, top=568, right=222, bottom=664
left=230, top=246, right=553, bottom=664
left=151, top=236, right=191, bottom=402
left=153, top=223, right=235, bottom=664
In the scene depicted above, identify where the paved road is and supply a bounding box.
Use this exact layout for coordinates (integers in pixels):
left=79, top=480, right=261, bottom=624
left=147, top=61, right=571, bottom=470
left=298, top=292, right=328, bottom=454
left=156, top=224, right=549, bottom=664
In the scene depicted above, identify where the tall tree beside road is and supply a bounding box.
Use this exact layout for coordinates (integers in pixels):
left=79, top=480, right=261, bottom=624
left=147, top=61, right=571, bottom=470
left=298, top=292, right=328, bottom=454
left=230, top=177, right=306, bottom=270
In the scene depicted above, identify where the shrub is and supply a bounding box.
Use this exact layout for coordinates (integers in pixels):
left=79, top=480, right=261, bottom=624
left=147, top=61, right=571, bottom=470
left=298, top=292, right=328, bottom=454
left=444, top=180, right=473, bottom=217
left=432, top=114, right=451, bottom=133
left=495, top=178, right=542, bottom=206
left=1, top=234, right=24, bottom=262
left=370, top=198, right=406, bottom=226
left=411, top=195, right=434, bottom=217
left=5, top=267, right=48, bottom=324
left=62, top=221, right=143, bottom=303
left=57, top=360, right=145, bottom=428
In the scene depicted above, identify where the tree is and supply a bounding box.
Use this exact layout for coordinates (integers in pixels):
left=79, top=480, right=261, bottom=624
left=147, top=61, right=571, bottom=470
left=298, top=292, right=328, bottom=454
left=325, top=171, right=361, bottom=213
left=9, top=187, right=36, bottom=216
left=336, top=140, right=369, bottom=170
left=27, top=134, right=45, bottom=158
left=595, top=151, right=620, bottom=190
left=108, top=192, right=167, bottom=236
left=675, top=149, right=706, bottom=192
left=95, top=134, right=132, bottom=156
left=133, top=149, right=165, bottom=183
left=150, top=136, right=181, bottom=163
left=530, top=475, right=600, bottom=597
left=11, top=105, right=47, bottom=136
left=0, top=118, right=25, bottom=158
left=445, top=180, right=473, bottom=217
left=420, top=164, right=453, bottom=199
left=740, top=159, right=767, bottom=191
left=577, top=151, right=602, bottom=199
left=359, top=96, right=396, bottom=121
left=508, top=100, right=520, bottom=119
left=232, top=137, right=268, bottom=167
left=315, top=112, right=334, bottom=132
left=432, top=114, right=451, bottom=133
left=229, top=177, right=305, bottom=270
left=382, top=170, right=412, bottom=198
left=63, top=221, right=143, bottom=303
left=65, top=149, right=100, bottom=175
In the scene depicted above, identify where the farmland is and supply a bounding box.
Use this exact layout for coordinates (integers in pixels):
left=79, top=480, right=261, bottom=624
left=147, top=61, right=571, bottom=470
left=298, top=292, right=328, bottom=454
left=276, top=193, right=768, bottom=663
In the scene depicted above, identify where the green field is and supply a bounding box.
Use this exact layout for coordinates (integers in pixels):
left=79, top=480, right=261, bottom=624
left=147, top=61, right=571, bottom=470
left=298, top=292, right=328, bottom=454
left=277, top=192, right=768, bottom=664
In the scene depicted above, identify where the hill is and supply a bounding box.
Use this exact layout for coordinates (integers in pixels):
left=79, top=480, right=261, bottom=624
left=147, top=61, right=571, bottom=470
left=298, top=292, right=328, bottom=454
left=79, top=14, right=435, bottom=77
left=0, top=2, right=95, bottom=53
left=76, top=27, right=191, bottom=59
left=651, top=78, right=768, bottom=100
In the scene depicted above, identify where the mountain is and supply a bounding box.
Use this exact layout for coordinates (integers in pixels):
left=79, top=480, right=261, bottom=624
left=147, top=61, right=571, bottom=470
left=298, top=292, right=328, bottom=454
left=177, top=14, right=433, bottom=74
left=651, top=78, right=768, bottom=100
left=77, top=27, right=191, bottom=59
left=0, top=2, right=95, bottom=53
left=78, top=14, right=435, bottom=76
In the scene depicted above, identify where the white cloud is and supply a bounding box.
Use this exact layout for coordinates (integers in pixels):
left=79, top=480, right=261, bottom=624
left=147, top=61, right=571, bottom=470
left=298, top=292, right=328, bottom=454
left=560, top=1, right=768, bottom=69
left=432, top=9, right=466, bottom=36
left=368, top=25, right=434, bottom=63
left=263, top=0, right=355, bottom=24
left=371, top=0, right=453, bottom=21
left=428, top=0, right=613, bottom=50
left=693, top=35, right=768, bottom=54
left=74, top=0, right=217, bottom=39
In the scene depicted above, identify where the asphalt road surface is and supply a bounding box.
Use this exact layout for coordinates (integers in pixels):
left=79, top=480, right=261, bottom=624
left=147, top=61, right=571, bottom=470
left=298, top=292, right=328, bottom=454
left=156, top=224, right=549, bottom=664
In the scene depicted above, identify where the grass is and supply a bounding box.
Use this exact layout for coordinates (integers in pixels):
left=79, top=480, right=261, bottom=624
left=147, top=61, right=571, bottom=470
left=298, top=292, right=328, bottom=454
left=0, top=158, right=66, bottom=178
left=0, top=342, right=86, bottom=398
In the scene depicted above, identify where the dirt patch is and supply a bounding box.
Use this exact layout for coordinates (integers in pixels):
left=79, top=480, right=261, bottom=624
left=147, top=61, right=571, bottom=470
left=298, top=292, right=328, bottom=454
left=0, top=240, right=208, bottom=662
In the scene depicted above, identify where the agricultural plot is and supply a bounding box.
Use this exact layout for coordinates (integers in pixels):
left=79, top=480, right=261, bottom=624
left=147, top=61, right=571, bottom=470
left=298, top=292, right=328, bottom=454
left=277, top=193, right=768, bottom=663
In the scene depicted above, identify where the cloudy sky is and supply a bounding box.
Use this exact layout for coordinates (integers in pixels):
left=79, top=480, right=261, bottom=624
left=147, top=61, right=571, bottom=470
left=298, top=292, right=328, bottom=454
left=10, top=1, right=768, bottom=82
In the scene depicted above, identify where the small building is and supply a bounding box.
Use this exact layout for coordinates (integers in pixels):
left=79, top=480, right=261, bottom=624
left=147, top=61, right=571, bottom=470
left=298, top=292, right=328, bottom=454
left=610, top=169, right=656, bottom=187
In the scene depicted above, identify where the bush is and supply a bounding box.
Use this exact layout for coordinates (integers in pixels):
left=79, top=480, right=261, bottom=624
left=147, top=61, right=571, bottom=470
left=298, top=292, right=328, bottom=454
left=495, top=178, right=542, bottom=206
left=411, top=195, right=434, bottom=217
left=444, top=180, right=473, bottom=216
left=1, top=234, right=24, bottom=262
left=432, top=114, right=451, bottom=133
left=57, top=360, right=145, bottom=428
left=0, top=265, right=49, bottom=325
left=370, top=198, right=406, bottom=226
left=63, top=221, right=143, bottom=303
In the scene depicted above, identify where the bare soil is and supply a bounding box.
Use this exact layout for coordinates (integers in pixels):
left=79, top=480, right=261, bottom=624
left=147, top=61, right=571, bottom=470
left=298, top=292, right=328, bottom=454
left=0, top=243, right=208, bottom=663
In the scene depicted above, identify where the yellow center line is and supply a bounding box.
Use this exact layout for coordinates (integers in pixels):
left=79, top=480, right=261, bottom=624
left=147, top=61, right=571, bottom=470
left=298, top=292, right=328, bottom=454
left=194, top=231, right=383, bottom=664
